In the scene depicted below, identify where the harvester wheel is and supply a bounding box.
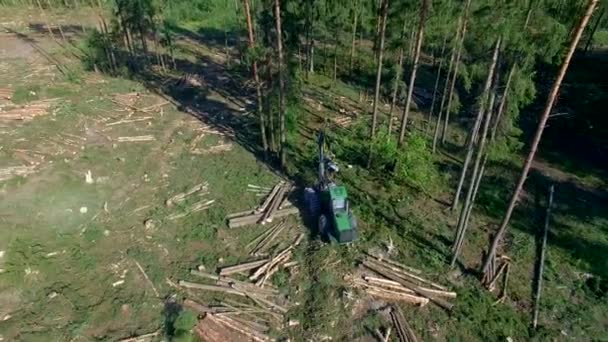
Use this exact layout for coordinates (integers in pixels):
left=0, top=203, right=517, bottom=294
left=318, top=214, right=329, bottom=238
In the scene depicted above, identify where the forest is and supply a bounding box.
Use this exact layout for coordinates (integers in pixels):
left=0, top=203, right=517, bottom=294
left=0, top=0, right=606, bottom=341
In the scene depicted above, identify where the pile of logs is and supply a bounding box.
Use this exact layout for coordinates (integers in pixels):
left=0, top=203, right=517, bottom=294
left=116, top=135, right=156, bottom=143
left=332, top=116, right=353, bottom=128
left=226, top=181, right=298, bottom=228
left=165, top=182, right=215, bottom=220
left=0, top=165, right=37, bottom=182
left=178, top=234, right=304, bottom=341
left=246, top=221, right=295, bottom=256
left=390, top=305, right=418, bottom=342
left=483, top=253, right=511, bottom=303
left=0, top=88, right=13, bottom=101
left=0, top=98, right=58, bottom=122
left=349, top=253, right=456, bottom=311
left=111, top=92, right=169, bottom=117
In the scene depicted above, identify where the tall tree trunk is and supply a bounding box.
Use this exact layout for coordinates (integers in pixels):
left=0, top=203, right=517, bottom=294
left=451, top=45, right=500, bottom=267
left=266, top=55, right=276, bottom=153
left=367, top=0, right=389, bottom=163
left=397, top=0, right=428, bottom=146
left=99, top=19, right=117, bottom=72
left=480, top=0, right=598, bottom=278
left=36, top=0, right=56, bottom=41
left=309, top=39, right=315, bottom=74
left=432, top=18, right=461, bottom=153
left=139, top=27, right=149, bottom=55
left=452, top=37, right=501, bottom=211
left=387, top=20, right=407, bottom=138
left=428, top=34, right=448, bottom=133
left=349, top=2, right=358, bottom=71
left=72, top=0, right=86, bottom=33
left=244, top=0, right=268, bottom=158
left=45, top=0, right=67, bottom=43
left=491, top=65, right=515, bottom=138
left=583, top=8, right=604, bottom=53
left=274, top=0, right=286, bottom=168
left=532, top=185, right=554, bottom=330
left=333, top=40, right=338, bottom=82
left=441, top=0, right=471, bottom=144
left=491, top=5, right=532, bottom=139
left=407, top=30, right=415, bottom=62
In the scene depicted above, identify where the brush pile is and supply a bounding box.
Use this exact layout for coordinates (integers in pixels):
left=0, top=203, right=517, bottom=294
left=226, top=181, right=298, bottom=228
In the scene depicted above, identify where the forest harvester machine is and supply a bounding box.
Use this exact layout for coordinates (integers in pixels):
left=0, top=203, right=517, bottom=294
left=304, top=130, right=357, bottom=244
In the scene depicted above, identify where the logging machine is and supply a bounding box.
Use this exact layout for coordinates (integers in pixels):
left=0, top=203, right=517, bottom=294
left=304, top=130, right=357, bottom=243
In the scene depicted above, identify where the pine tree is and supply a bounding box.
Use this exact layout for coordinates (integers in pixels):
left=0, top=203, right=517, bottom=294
left=367, top=0, right=389, bottom=167
left=243, top=0, right=269, bottom=159
left=397, top=0, right=429, bottom=146
left=480, top=0, right=599, bottom=280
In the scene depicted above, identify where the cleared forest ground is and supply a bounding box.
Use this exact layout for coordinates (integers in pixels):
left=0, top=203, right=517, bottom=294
left=0, top=8, right=607, bottom=342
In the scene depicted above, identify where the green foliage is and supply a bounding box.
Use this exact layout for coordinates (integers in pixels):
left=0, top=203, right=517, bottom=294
left=173, top=310, right=197, bottom=332
left=394, top=132, right=443, bottom=193
left=12, top=85, right=41, bottom=104
left=80, top=29, right=113, bottom=72
left=333, top=123, right=443, bottom=194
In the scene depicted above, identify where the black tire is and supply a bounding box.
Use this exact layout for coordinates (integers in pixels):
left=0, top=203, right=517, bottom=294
left=318, top=214, right=329, bottom=238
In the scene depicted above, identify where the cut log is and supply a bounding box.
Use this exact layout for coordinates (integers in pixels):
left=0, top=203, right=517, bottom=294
left=365, top=256, right=447, bottom=290
left=117, top=135, right=155, bottom=142
left=166, top=182, right=207, bottom=206
left=366, top=252, right=423, bottom=274
left=118, top=330, right=161, bottom=342
left=228, top=207, right=299, bottom=228
left=196, top=315, right=246, bottom=342
left=261, top=184, right=288, bottom=223
left=365, top=287, right=429, bottom=306
left=219, top=258, right=270, bottom=276
left=362, top=261, right=454, bottom=311
left=251, top=222, right=286, bottom=255
left=183, top=299, right=215, bottom=315
left=256, top=182, right=283, bottom=214
left=390, top=305, right=418, bottom=342
left=178, top=280, right=246, bottom=297
left=210, top=314, right=272, bottom=342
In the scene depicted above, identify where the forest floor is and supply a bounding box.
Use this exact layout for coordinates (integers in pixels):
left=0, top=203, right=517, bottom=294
left=0, top=8, right=607, bottom=342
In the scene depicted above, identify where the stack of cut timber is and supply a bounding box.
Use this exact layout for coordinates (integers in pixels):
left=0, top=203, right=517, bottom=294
left=390, top=305, right=418, bottom=342
left=249, top=234, right=304, bottom=287
left=333, top=116, right=353, bottom=128
left=226, top=181, right=298, bottom=228
left=247, top=184, right=272, bottom=197
left=0, top=88, right=13, bottom=101
left=248, top=222, right=285, bottom=255
left=0, top=98, right=58, bottom=121
left=353, top=253, right=456, bottom=311
left=178, top=233, right=305, bottom=338
left=0, top=165, right=37, bottom=182
left=189, top=299, right=275, bottom=342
